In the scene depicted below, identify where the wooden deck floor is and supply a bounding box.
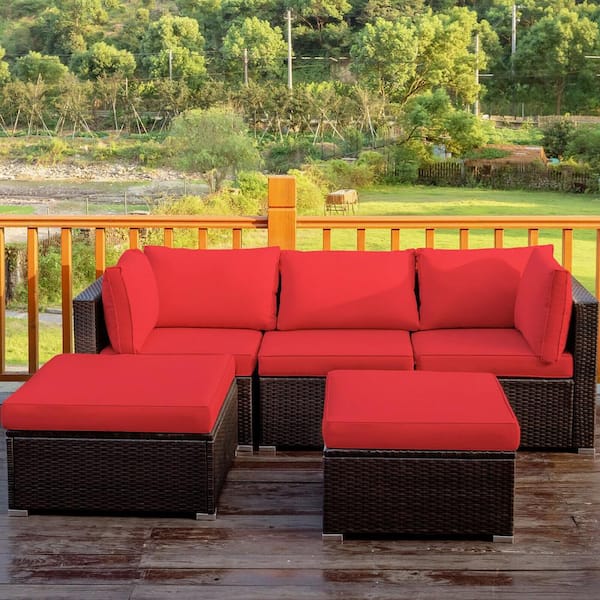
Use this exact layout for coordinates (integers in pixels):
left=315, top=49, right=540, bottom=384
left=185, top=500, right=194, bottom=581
left=0, top=404, right=598, bottom=599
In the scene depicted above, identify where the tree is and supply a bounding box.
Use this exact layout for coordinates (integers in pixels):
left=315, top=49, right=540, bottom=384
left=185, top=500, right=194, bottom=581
left=70, top=42, right=137, bottom=80
left=351, top=8, right=485, bottom=107
left=0, top=47, right=10, bottom=85
left=167, top=107, right=261, bottom=192
left=514, top=6, right=598, bottom=114
left=542, top=118, right=576, bottom=159
left=222, top=17, right=287, bottom=83
left=13, top=51, right=69, bottom=85
left=141, top=15, right=207, bottom=91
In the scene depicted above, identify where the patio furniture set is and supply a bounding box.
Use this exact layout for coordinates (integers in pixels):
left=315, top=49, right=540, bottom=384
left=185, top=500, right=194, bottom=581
left=1, top=244, right=597, bottom=541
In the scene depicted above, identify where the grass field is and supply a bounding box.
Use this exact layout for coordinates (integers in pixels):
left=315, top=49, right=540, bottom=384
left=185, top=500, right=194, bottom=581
left=5, top=184, right=600, bottom=367
left=293, top=185, right=600, bottom=293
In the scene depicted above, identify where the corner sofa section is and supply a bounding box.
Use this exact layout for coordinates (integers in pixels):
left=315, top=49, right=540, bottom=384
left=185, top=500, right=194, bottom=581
left=73, top=244, right=598, bottom=452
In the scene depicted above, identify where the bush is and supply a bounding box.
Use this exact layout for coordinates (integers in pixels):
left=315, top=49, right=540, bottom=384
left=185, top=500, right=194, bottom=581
left=287, top=169, right=325, bottom=215
left=263, top=138, right=318, bottom=173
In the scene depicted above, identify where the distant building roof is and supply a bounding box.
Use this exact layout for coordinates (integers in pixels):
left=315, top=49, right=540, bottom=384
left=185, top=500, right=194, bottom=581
left=465, top=145, right=548, bottom=166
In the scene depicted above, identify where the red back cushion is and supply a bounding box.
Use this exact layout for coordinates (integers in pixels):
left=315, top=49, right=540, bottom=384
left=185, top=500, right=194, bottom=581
left=276, top=250, right=419, bottom=330
left=144, top=246, right=280, bottom=330
left=514, top=247, right=572, bottom=363
left=102, top=249, right=159, bottom=353
left=417, top=245, right=553, bottom=330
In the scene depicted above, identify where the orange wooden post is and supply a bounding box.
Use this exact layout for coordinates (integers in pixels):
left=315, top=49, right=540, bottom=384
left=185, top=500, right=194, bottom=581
left=268, top=176, right=296, bottom=250
left=61, top=228, right=73, bottom=353
left=0, top=228, right=4, bottom=374
left=95, top=228, right=106, bottom=278
left=27, top=227, right=39, bottom=373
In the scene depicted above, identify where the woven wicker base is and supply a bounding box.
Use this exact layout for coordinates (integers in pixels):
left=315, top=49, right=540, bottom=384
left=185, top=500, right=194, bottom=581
left=323, top=449, right=515, bottom=540
left=6, top=383, right=238, bottom=518
left=259, top=375, right=577, bottom=450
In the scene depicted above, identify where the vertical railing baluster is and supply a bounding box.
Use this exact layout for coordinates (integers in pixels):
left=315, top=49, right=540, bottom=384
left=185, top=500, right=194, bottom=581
left=562, top=228, right=573, bottom=271
left=129, top=228, right=139, bottom=249
left=459, top=228, right=469, bottom=249
left=164, top=228, right=174, bottom=247
left=425, top=228, right=435, bottom=248
left=198, top=228, right=208, bottom=249
left=95, top=228, right=106, bottom=278
left=61, top=228, right=73, bottom=354
left=322, top=228, right=331, bottom=250
left=528, top=228, right=539, bottom=246
left=357, top=228, right=366, bottom=251
left=27, top=227, right=39, bottom=373
left=233, top=228, right=242, bottom=249
left=494, top=228, right=504, bottom=248
left=0, top=227, right=5, bottom=374
left=391, top=229, right=400, bottom=251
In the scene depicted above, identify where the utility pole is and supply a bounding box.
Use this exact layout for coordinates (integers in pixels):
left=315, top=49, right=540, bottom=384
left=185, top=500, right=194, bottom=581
left=474, top=33, right=480, bottom=116
left=243, top=48, right=249, bottom=86
left=287, top=9, right=293, bottom=91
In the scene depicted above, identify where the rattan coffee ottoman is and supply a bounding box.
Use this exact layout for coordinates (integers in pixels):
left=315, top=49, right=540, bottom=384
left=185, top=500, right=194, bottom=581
left=322, top=370, right=521, bottom=541
left=1, top=353, right=238, bottom=519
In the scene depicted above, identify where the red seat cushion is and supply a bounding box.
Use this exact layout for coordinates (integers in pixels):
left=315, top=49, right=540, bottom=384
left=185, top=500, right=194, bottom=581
left=112, top=327, right=262, bottom=376
left=0, top=354, right=235, bottom=434
left=101, top=249, right=159, bottom=353
left=258, top=329, right=414, bottom=376
left=277, top=250, right=419, bottom=330
left=417, top=246, right=553, bottom=330
left=323, top=370, right=520, bottom=451
left=514, top=248, right=572, bottom=363
left=411, top=329, right=573, bottom=378
left=144, top=246, right=280, bottom=330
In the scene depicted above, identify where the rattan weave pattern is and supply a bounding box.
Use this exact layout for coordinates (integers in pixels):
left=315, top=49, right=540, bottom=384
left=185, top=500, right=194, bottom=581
left=259, top=377, right=325, bottom=448
left=6, top=382, right=238, bottom=517
left=570, top=278, right=598, bottom=448
left=259, top=276, right=597, bottom=450
left=323, top=450, right=515, bottom=539
left=73, top=282, right=254, bottom=446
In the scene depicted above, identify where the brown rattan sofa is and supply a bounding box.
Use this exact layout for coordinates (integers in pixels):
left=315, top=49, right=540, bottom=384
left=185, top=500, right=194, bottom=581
left=73, top=244, right=598, bottom=453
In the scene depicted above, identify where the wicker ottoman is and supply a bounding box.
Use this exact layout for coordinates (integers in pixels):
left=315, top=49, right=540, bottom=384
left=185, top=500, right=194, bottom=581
left=322, top=370, right=520, bottom=541
left=1, top=353, right=238, bottom=519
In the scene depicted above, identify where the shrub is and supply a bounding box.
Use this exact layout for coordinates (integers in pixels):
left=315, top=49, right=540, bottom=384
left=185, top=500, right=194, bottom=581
left=287, top=169, right=325, bottom=215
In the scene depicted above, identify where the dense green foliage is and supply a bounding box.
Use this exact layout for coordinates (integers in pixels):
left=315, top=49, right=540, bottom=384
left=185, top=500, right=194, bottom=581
left=1, top=1, right=599, bottom=131
left=1, top=1, right=600, bottom=186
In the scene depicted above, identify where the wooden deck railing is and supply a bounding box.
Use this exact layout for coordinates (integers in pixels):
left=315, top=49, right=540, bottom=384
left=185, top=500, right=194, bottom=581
left=1, top=175, right=599, bottom=381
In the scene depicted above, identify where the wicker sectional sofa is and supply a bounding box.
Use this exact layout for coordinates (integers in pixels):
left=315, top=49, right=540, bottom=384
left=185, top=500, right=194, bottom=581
left=74, top=244, right=598, bottom=452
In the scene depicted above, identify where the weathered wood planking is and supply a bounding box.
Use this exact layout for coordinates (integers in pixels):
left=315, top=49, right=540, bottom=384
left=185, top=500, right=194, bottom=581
left=0, top=409, right=597, bottom=599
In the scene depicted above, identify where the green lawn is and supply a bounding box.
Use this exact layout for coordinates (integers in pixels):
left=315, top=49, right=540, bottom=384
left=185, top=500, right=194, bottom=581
left=292, top=185, right=600, bottom=293
left=0, top=205, right=36, bottom=214
left=5, top=317, right=62, bottom=367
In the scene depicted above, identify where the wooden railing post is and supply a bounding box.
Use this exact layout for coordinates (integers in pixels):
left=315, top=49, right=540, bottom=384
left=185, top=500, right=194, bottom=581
left=267, top=176, right=296, bottom=249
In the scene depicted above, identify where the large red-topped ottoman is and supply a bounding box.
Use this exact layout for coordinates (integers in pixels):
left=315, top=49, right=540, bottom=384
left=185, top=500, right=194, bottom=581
left=1, top=353, right=238, bottom=519
left=322, top=370, right=520, bottom=541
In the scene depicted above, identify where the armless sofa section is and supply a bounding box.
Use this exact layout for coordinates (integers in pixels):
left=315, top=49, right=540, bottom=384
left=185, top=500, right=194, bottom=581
left=73, top=244, right=598, bottom=452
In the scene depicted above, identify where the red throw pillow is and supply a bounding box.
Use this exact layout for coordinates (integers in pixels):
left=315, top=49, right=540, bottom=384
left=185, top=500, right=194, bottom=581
left=417, top=245, right=553, bottom=330
left=102, top=249, right=159, bottom=353
left=276, top=250, right=419, bottom=330
left=144, top=246, right=280, bottom=330
left=514, top=247, right=572, bottom=363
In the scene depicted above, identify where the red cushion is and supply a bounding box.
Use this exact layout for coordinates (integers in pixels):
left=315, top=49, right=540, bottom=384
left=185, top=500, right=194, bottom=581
left=101, top=249, right=159, bottom=353
left=277, top=250, right=419, bottom=330
left=323, top=370, right=520, bottom=451
left=417, top=246, right=553, bottom=330
left=411, top=329, right=573, bottom=378
left=144, top=246, right=280, bottom=330
left=134, top=327, right=262, bottom=376
left=514, top=248, right=572, bottom=363
left=0, top=354, right=235, bottom=433
left=258, top=329, right=414, bottom=376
